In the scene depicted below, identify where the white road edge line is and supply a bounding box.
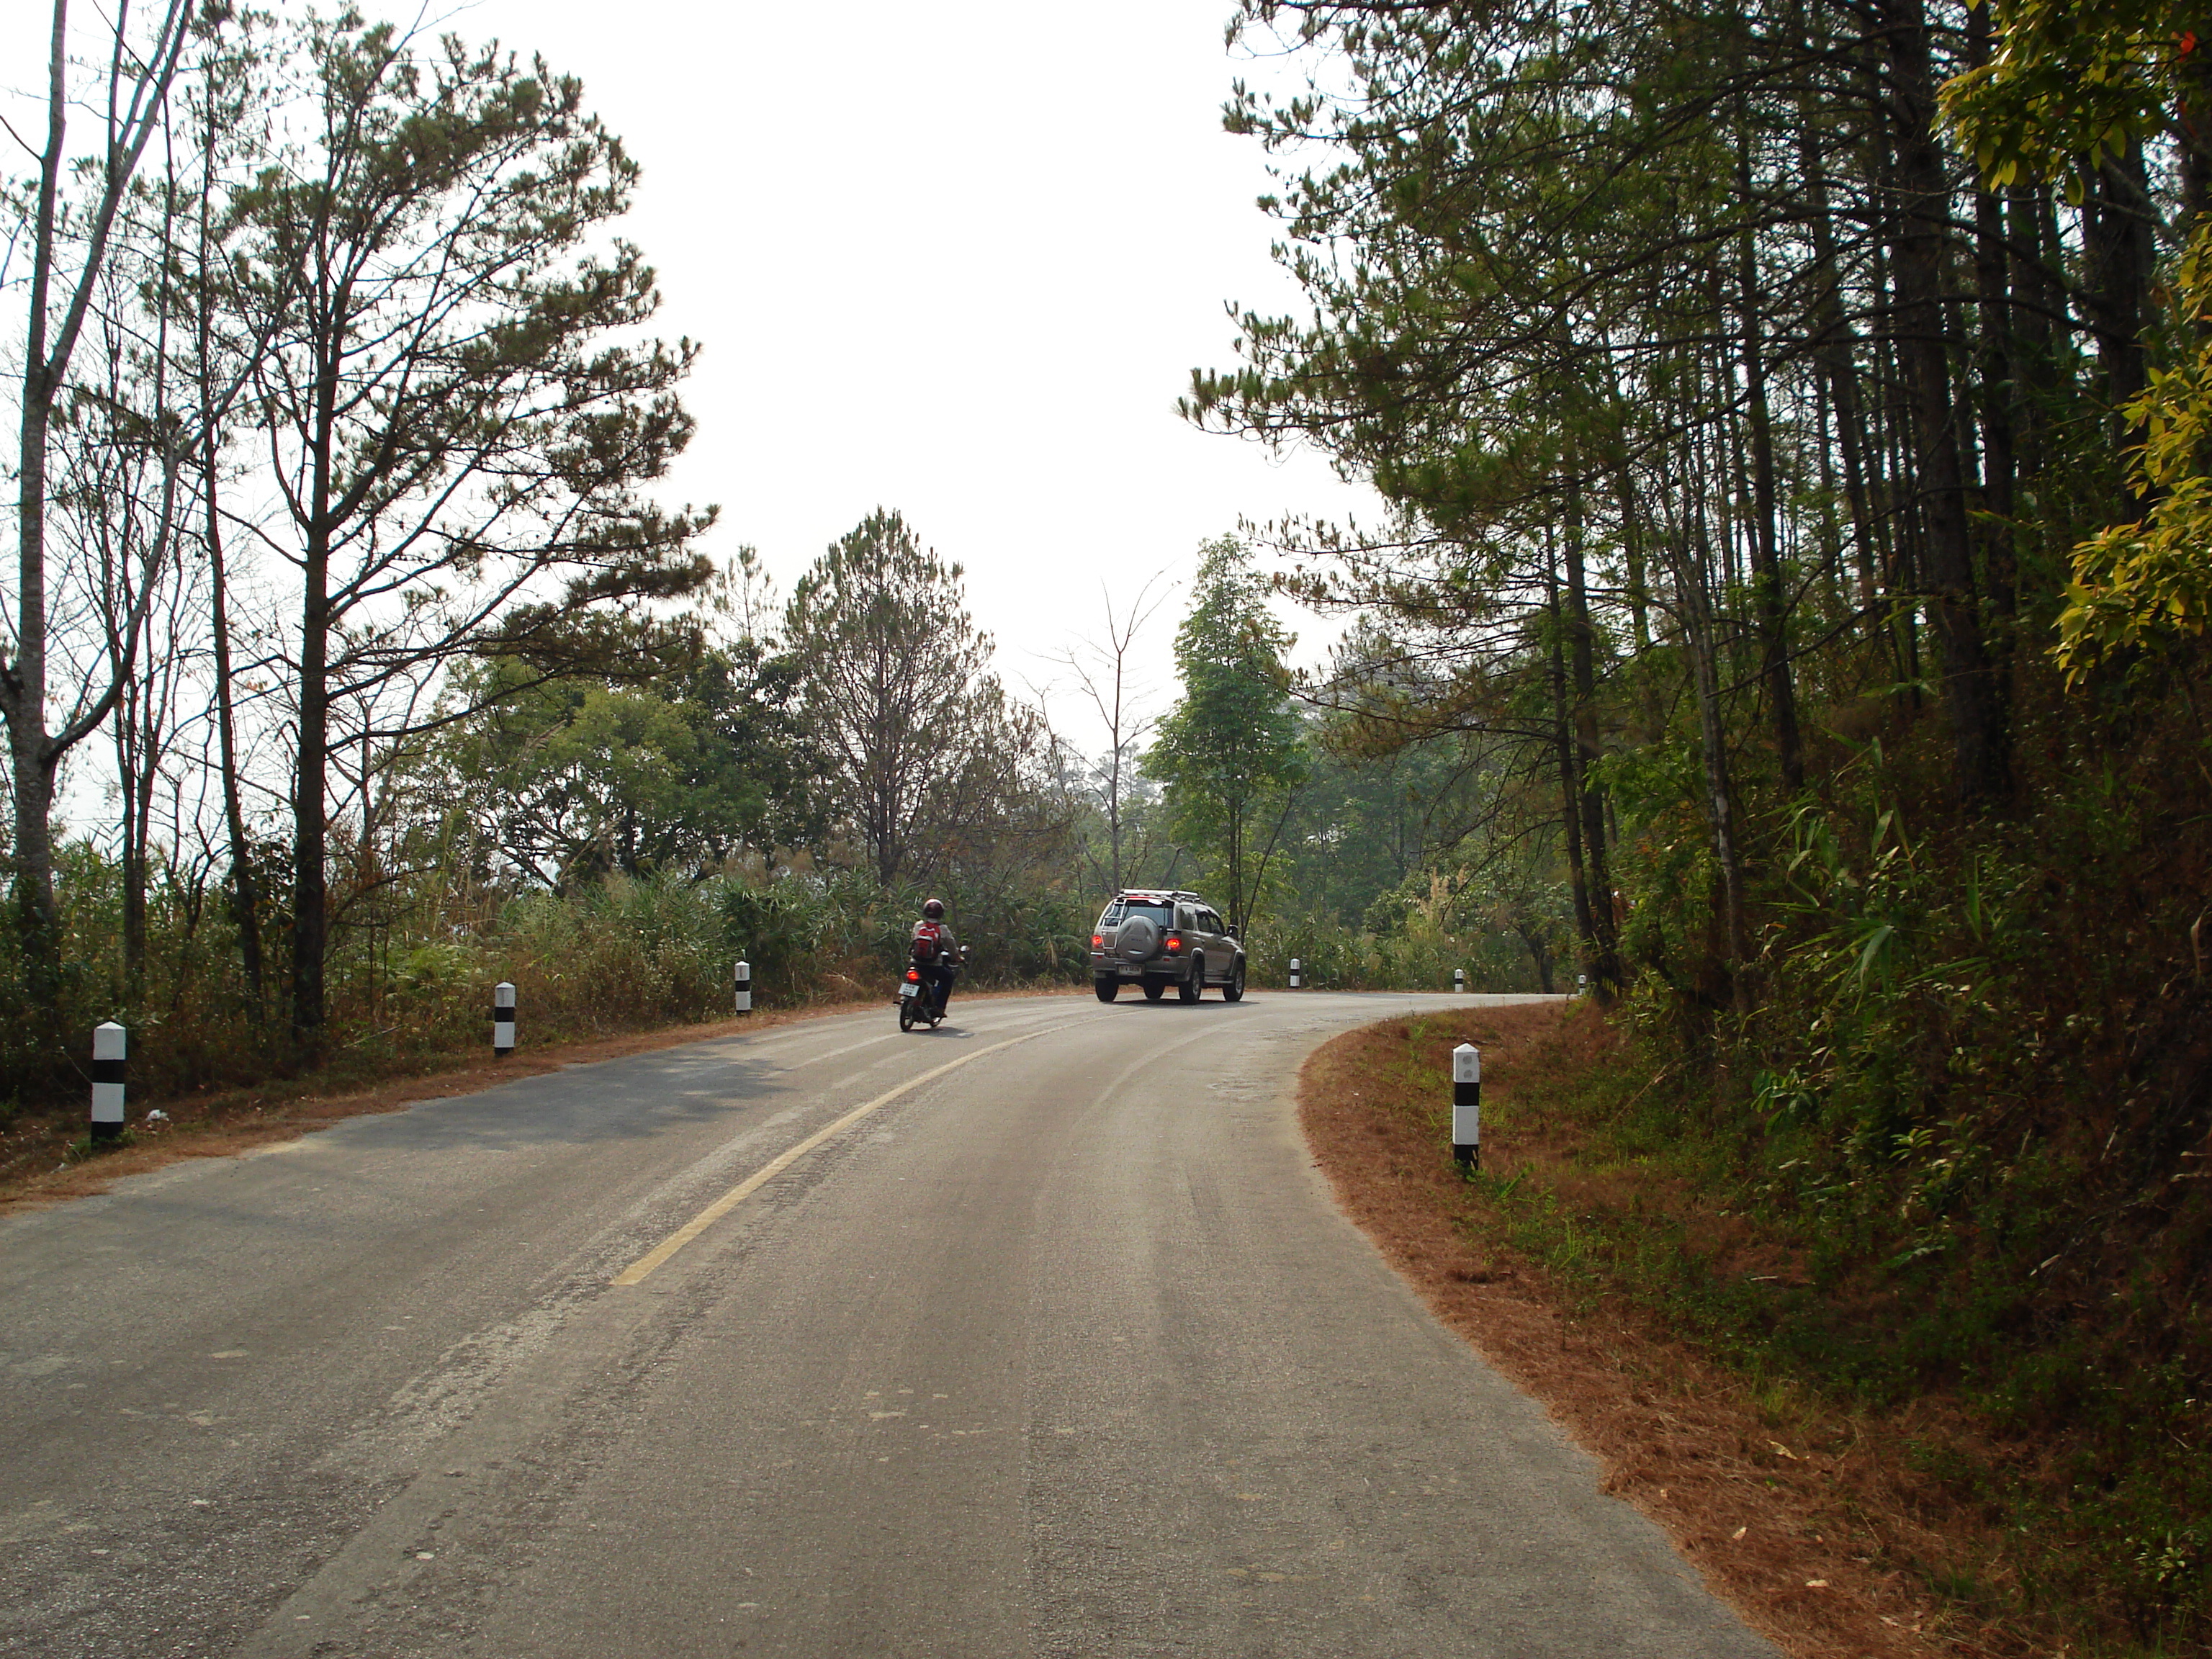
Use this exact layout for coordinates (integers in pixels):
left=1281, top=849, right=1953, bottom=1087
left=611, top=1021, right=1087, bottom=1287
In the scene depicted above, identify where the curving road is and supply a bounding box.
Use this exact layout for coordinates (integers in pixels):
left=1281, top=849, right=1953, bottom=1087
left=0, top=992, right=1776, bottom=1658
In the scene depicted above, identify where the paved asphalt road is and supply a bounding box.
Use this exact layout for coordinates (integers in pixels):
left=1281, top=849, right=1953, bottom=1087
left=0, top=992, right=1776, bottom=1658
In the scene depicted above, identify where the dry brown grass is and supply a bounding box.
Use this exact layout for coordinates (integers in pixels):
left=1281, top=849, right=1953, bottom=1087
left=1301, top=1003, right=2036, bottom=1659
left=1, top=984, right=1080, bottom=1212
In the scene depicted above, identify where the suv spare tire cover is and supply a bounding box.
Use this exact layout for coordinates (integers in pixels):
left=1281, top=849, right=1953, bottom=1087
left=1118, top=916, right=1159, bottom=960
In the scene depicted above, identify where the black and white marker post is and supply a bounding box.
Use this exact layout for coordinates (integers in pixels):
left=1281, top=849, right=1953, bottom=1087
left=1454, top=968, right=1466, bottom=993
left=91, top=1022, right=126, bottom=1143
left=493, top=982, right=516, bottom=1057
left=734, top=959, right=752, bottom=1015
left=1289, top=957, right=1302, bottom=989
left=1451, top=1041, right=1480, bottom=1169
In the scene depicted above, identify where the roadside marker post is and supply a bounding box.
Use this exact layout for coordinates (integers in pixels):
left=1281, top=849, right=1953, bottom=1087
left=1451, top=1043, right=1480, bottom=1169
left=1454, top=968, right=1466, bottom=993
left=1289, top=958, right=1302, bottom=989
left=493, top=982, right=516, bottom=1056
left=734, top=960, right=752, bottom=1015
left=91, top=1022, right=126, bottom=1143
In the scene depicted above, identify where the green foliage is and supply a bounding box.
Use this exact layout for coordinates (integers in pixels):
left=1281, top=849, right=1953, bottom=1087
left=0, top=846, right=1092, bottom=1115
left=432, top=619, right=816, bottom=889
left=1143, top=538, right=1308, bottom=931
left=784, top=510, right=1051, bottom=889
left=1567, top=707, right=2212, bottom=1646
left=1249, top=902, right=1539, bottom=992
left=1941, top=0, right=2186, bottom=186
left=1193, top=5, right=2212, bottom=1645
left=2056, top=222, right=2212, bottom=679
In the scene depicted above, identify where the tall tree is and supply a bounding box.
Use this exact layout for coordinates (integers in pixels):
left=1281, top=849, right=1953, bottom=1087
left=4, top=0, right=199, bottom=1005
left=1047, top=571, right=1168, bottom=896
left=783, top=509, right=1012, bottom=888
left=229, top=15, right=712, bottom=1043
left=188, top=12, right=283, bottom=1018
left=1143, top=538, right=1307, bottom=935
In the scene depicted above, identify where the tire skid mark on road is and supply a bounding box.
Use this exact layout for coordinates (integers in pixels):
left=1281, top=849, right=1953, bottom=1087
left=610, top=1020, right=1102, bottom=1287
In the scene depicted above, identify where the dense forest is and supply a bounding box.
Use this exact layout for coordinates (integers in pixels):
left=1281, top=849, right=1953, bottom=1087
left=1181, top=0, right=2212, bottom=1646
left=8, top=0, right=2212, bottom=1642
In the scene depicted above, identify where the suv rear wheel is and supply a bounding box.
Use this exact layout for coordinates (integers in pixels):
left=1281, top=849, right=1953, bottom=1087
left=1093, top=976, right=1118, bottom=1003
left=1179, top=958, right=1203, bottom=1003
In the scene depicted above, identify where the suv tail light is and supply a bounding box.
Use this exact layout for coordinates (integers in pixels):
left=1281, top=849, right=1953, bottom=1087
left=1091, top=934, right=1103, bottom=948
left=1166, top=935, right=1182, bottom=953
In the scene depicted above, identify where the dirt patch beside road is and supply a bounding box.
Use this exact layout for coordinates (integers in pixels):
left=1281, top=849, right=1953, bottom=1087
left=1300, top=1003, right=2014, bottom=1659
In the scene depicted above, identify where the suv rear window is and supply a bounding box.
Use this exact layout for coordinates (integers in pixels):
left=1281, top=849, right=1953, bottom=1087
left=1101, top=900, right=1174, bottom=927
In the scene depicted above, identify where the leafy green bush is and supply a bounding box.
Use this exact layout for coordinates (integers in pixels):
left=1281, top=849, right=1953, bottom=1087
left=0, top=853, right=1089, bottom=1115
left=1584, top=699, right=2212, bottom=1649
left=1250, top=907, right=1542, bottom=991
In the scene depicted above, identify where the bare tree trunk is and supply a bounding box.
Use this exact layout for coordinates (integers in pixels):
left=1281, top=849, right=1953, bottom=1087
left=1737, top=124, right=1804, bottom=792
left=1562, top=476, right=1623, bottom=1001
left=294, top=565, right=331, bottom=1044
left=6, top=3, right=75, bottom=1007
left=1516, top=926, right=1555, bottom=995
left=2085, top=140, right=2157, bottom=513
left=1225, top=796, right=1246, bottom=936
left=1964, top=1, right=2018, bottom=637
left=109, top=543, right=187, bottom=1012
left=292, top=349, right=338, bottom=1043
left=115, top=672, right=148, bottom=1003
left=1544, top=537, right=1598, bottom=985
left=194, top=60, right=266, bottom=1021
left=1873, top=0, right=2010, bottom=804
left=1052, top=574, right=1164, bottom=899
left=1667, top=437, right=1750, bottom=1010
left=2009, top=179, right=2062, bottom=486
left=206, top=437, right=264, bottom=1015
left=4, top=0, right=196, bottom=1003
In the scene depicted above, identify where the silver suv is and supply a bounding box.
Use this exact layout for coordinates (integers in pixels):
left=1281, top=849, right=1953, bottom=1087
left=1090, top=890, right=1246, bottom=1004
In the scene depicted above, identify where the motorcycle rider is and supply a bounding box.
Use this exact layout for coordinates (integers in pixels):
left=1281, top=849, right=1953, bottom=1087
left=910, top=898, right=961, bottom=1016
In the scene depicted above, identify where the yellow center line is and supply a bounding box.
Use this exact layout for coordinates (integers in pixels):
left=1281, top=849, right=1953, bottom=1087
left=611, top=1023, right=1080, bottom=1287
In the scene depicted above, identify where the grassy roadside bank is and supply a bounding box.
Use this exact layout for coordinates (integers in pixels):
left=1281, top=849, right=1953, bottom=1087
left=1303, top=1001, right=2184, bottom=1659
left=0, top=984, right=1079, bottom=1213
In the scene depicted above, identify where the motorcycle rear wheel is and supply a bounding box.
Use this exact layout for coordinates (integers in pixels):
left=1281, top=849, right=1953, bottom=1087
left=899, top=997, right=919, bottom=1031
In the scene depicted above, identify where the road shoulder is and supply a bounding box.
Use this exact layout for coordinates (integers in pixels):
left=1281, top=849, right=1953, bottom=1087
left=1298, top=1003, right=1960, bottom=1659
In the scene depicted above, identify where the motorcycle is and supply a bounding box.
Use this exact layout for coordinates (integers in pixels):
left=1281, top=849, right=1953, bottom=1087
left=898, top=964, right=943, bottom=1031
left=897, top=943, right=967, bottom=1033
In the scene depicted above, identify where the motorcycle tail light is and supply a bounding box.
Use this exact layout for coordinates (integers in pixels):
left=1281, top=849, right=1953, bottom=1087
left=904, top=968, right=920, bottom=983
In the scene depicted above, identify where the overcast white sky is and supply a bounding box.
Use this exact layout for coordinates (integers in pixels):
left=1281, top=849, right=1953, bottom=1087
left=433, top=0, right=1377, bottom=743
left=4, top=1, right=1380, bottom=754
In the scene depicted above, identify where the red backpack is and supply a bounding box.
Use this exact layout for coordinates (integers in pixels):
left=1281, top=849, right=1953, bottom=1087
left=911, top=922, right=943, bottom=964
